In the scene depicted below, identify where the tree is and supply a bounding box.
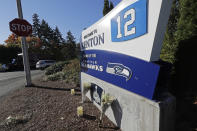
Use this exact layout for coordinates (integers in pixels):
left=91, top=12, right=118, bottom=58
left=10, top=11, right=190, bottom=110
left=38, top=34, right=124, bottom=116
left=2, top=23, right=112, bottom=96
left=66, top=30, right=76, bottom=44
left=61, top=31, right=77, bottom=60
left=54, top=26, right=65, bottom=45
left=170, top=0, right=197, bottom=96
left=4, top=33, right=21, bottom=46
left=103, top=0, right=110, bottom=16
left=32, top=13, right=41, bottom=37
left=109, top=1, right=114, bottom=12
left=175, top=0, right=197, bottom=43
left=103, top=0, right=114, bottom=16
left=160, top=0, right=180, bottom=63
left=161, top=0, right=197, bottom=63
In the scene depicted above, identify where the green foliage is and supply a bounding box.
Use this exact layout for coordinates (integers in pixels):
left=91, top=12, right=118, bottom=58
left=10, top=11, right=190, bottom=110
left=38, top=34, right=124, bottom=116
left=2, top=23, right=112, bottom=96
left=45, top=61, right=68, bottom=76
left=61, top=31, right=77, bottom=61
left=175, top=0, right=197, bottom=43
left=161, top=31, right=178, bottom=63
left=160, top=0, right=197, bottom=97
left=32, top=13, right=40, bottom=37
left=62, top=59, right=80, bottom=85
left=103, top=0, right=110, bottom=16
left=31, top=14, right=78, bottom=61
left=66, top=30, right=75, bottom=44
left=161, top=0, right=197, bottom=64
left=54, top=26, right=65, bottom=44
left=160, top=0, right=180, bottom=63
left=103, top=0, right=114, bottom=16
left=109, top=1, right=114, bottom=12
left=45, top=59, right=80, bottom=86
left=46, top=72, right=64, bottom=81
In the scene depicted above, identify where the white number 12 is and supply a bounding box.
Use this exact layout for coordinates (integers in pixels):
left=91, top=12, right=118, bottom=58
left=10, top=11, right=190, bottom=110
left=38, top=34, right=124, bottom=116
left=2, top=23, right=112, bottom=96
left=116, top=8, right=136, bottom=39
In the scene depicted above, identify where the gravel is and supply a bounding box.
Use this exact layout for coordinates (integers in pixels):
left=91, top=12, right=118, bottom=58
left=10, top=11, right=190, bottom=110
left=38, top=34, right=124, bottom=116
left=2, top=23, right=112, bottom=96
left=0, top=78, right=120, bottom=131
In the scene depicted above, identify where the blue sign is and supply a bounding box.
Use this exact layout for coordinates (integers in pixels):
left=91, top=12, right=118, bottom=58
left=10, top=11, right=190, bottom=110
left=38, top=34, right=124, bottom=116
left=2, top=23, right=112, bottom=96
left=81, top=50, right=160, bottom=99
left=111, top=0, right=147, bottom=42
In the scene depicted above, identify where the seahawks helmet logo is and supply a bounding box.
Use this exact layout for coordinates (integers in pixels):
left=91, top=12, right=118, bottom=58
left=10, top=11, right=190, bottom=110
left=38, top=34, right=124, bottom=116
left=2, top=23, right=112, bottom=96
left=106, top=63, right=132, bottom=81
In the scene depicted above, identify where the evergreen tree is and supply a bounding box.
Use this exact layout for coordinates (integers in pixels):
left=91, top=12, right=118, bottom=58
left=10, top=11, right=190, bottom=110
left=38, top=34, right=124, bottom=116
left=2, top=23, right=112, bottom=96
left=109, top=1, right=114, bottom=12
left=103, top=0, right=110, bottom=16
left=61, top=31, right=76, bottom=60
left=39, top=19, right=54, bottom=44
left=32, top=13, right=41, bottom=37
left=66, top=30, right=76, bottom=44
left=54, top=26, right=65, bottom=44
left=160, top=0, right=180, bottom=63
left=171, top=0, right=197, bottom=96
left=175, top=0, right=197, bottom=43
left=161, top=0, right=197, bottom=63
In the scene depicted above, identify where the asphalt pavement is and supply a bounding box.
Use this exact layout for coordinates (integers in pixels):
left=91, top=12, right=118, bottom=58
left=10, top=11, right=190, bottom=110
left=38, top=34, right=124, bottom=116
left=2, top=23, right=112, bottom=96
left=0, top=70, right=43, bottom=98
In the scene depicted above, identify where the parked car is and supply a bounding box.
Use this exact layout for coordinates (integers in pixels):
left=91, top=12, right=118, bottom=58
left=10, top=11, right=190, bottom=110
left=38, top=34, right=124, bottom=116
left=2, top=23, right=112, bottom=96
left=36, top=60, right=56, bottom=70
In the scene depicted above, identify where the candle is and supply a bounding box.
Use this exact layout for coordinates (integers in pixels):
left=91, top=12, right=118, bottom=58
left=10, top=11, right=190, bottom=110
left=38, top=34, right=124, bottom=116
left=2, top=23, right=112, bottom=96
left=77, top=106, right=83, bottom=117
left=71, top=89, right=75, bottom=95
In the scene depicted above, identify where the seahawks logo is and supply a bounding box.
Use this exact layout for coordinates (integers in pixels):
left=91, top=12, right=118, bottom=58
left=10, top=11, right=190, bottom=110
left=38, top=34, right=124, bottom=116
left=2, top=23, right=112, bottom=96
left=106, top=63, right=132, bottom=81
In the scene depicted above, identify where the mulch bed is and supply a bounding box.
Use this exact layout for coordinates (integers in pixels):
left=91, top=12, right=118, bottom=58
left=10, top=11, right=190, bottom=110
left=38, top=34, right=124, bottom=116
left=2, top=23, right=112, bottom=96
left=0, top=77, right=120, bottom=131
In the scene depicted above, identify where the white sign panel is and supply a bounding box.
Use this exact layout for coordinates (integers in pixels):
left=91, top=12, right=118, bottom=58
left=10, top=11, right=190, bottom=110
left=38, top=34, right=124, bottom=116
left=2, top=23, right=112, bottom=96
left=81, top=0, right=172, bottom=62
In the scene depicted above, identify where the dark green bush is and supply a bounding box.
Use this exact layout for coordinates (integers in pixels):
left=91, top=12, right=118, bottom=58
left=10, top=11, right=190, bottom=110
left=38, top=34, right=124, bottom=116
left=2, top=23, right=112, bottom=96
left=62, top=59, right=80, bottom=85
left=44, top=59, right=80, bottom=86
left=46, top=72, right=64, bottom=81
left=45, top=61, right=68, bottom=76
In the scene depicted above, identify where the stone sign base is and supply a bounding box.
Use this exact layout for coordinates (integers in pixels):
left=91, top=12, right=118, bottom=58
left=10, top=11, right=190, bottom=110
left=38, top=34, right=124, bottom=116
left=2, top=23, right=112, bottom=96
left=81, top=73, right=176, bottom=131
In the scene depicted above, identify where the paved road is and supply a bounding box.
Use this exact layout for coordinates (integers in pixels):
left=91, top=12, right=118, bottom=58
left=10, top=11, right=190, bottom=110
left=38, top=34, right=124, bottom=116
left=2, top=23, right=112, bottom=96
left=0, top=70, right=43, bottom=98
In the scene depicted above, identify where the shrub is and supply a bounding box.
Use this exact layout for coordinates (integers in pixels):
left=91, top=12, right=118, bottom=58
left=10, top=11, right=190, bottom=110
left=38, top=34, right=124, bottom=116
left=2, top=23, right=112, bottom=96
left=60, top=59, right=80, bottom=85
left=44, top=59, right=80, bottom=86
left=46, top=72, right=64, bottom=81
left=45, top=61, right=68, bottom=76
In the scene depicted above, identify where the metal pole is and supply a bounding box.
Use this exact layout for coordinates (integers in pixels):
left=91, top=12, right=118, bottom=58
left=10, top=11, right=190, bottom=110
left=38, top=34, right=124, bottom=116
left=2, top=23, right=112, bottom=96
left=16, top=0, right=32, bottom=86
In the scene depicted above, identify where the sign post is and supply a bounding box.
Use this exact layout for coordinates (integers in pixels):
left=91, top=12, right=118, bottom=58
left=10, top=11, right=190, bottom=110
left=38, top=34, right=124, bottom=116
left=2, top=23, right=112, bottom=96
left=15, top=0, right=32, bottom=86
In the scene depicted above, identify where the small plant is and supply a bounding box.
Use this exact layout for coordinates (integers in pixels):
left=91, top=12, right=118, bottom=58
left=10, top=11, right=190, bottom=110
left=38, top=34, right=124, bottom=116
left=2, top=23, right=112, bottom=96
left=46, top=72, right=63, bottom=81
left=44, top=59, right=80, bottom=86
left=45, top=61, right=68, bottom=76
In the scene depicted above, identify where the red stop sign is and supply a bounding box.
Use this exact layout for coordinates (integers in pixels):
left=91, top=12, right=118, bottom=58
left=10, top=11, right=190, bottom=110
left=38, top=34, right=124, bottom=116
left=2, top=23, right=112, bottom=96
left=9, top=18, right=32, bottom=37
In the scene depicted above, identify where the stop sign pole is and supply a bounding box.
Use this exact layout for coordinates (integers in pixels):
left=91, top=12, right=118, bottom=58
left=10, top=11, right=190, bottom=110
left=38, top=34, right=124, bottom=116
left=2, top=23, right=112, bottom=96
left=16, top=0, right=32, bottom=86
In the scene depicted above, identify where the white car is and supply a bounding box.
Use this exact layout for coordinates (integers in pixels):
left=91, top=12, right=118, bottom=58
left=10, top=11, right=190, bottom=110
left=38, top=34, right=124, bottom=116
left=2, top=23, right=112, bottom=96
left=36, top=60, right=55, bottom=70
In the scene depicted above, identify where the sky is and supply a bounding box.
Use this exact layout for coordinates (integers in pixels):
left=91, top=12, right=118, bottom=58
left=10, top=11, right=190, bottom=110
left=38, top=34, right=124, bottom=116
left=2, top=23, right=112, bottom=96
left=0, top=0, right=121, bottom=44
